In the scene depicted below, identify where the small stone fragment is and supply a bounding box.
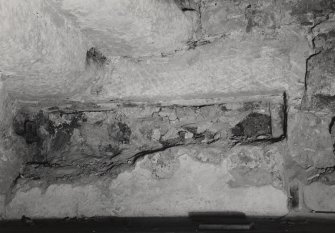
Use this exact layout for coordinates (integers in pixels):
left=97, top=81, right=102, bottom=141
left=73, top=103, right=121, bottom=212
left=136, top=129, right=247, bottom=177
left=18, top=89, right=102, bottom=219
left=168, top=111, right=178, bottom=121
left=184, top=131, right=194, bottom=139
left=152, top=129, right=161, bottom=141
left=108, top=122, right=131, bottom=144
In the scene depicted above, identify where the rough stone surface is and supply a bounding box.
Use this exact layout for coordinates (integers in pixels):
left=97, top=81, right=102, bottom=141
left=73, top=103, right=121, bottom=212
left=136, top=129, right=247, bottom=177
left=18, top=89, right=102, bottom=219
left=302, top=15, right=335, bottom=111
left=201, top=0, right=284, bottom=36
left=0, top=82, right=27, bottom=195
left=5, top=146, right=288, bottom=219
left=227, top=145, right=285, bottom=189
left=12, top=99, right=284, bottom=182
left=1, top=0, right=310, bottom=103
left=3, top=0, right=335, bottom=220
left=304, top=182, right=335, bottom=212
left=0, top=195, right=4, bottom=219
left=79, top=33, right=308, bottom=105
left=0, top=81, right=5, bottom=121
left=0, top=0, right=90, bottom=98
left=288, top=112, right=335, bottom=169
left=53, top=0, right=195, bottom=57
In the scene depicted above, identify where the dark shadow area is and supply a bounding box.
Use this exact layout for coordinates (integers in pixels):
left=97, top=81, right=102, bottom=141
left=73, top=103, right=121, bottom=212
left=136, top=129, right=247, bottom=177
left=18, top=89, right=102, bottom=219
left=1, top=212, right=335, bottom=233
left=329, top=116, right=335, bottom=134
left=86, top=47, right=107, bottom=67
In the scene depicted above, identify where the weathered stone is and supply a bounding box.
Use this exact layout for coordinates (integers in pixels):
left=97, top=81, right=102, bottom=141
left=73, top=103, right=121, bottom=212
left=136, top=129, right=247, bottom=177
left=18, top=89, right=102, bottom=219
left=288, top=112, right=335, bottom=169
left=0, top=0, right=316, bottom=102
left=5, top=147, right=288, bottom=219
left=303, top=19, right=335, bottom=110
left=270, top=103, right=285, bottom=138
left=4, top=0, right=335, bottom=220
left=14, top=99, right=285, bottom=182
left=227, top=144, right=285, bottom=189
left=0, top=0, right=89, bottom=98
left=54, top=0, right=194, bottom=57
left=0, top=195, right=5, bottom=219
left=83, top=34, right=308, bottom=104
left=86, top=47, right=107, bottom=67
left=0, top=82, right=28, bottom=195
left=231, top=113, right=272, bottom=140
left=0, top=81, right=6, bottom=122
left=201, top=0, right=246, bottom=36
left=290, top=0, right=335, bottom=25
left=306, top=48, right=335, bottom=100
left=304, top=182, right=335, bottom=211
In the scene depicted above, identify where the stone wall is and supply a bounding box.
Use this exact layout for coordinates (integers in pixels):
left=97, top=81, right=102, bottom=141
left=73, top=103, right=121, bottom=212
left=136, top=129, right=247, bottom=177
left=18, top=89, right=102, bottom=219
left=5, top=95, right=289, bottom=218
left=1, top=0, right=335, bottom=220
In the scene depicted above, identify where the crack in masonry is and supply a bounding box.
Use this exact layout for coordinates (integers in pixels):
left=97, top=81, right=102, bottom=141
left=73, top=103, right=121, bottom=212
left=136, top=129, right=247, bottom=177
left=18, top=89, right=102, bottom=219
left=5, top=173, right=23, bottom=206
left=307, top=166, right=335, bottom=184
left=102, top=136, right=230, bottom=177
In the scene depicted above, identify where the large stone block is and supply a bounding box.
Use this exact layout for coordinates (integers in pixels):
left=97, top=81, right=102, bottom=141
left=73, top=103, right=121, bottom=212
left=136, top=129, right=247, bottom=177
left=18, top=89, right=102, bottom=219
left=306, top=48, right=335, bottom=99
left=304, top=182, right=335, bottom=211
left=0, top=0, right=88, bottom=98
left=5, top=145, right=288, bottom=219
left=52, top=0, right=195, bottom=57
left=288, top=112, right=335, bottom=169
left=303, top=19, right=335, bottom=111
left=82, top=32, right=308, bottom=103
left=227, top=145, right=285, bottom=189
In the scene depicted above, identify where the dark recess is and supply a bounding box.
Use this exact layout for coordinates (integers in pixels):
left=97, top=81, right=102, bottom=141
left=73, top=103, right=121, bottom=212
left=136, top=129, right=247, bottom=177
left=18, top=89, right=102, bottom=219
left=289, top=184, right=300, bottom=210
left=86, top=47, right=107, bottom=66
left=231, top=112, right=272, bottom=140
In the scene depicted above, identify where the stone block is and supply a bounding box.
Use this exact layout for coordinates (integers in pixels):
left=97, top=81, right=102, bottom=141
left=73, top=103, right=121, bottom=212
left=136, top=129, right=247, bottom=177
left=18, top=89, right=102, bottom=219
left=288, top=112, right=335, bottom=169
left=5, top=146, right=288, bottom=219
left=227, top=144, right=285, bottom=189
left=304, top=182, right=335, bottom=211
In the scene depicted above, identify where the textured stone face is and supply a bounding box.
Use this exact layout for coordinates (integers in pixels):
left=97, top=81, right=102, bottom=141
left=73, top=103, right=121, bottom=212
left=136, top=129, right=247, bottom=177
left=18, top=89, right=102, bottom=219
left=0, top=195, right=5, bottom=219
left=81, top=34, right=308, bottom=102
left=0, top=0, right=310, bottom=101
left=288, top=113, right=335, bottom=169
left=227, top=145, right=285, bottom=189
left=53, top=0, right=194, bottom=57
left=0, top=0, right=89, bottom=98
left=289, top=5, right=335, bottom=213
left=304, top=182, right=335, bottom=212
left=0, top=82, right=28, bottom=196
left=3, top=0, right=335, bottom=220
left=11, top=97, right=284, bottom=182
left=0, top=95, right=289, bottom=219
left=5, top=146, right=288, bottom=219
